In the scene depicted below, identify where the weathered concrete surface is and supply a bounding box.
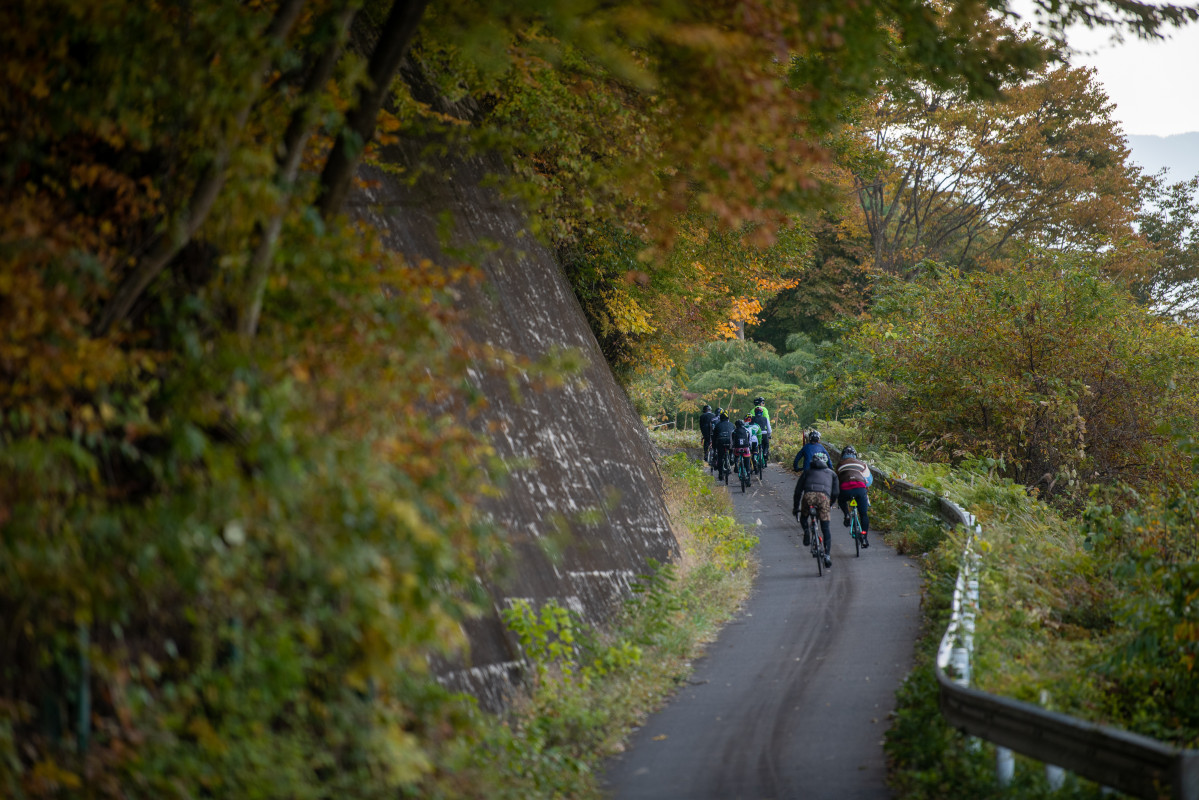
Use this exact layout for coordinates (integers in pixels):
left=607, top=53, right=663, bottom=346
left=351, top=145, right=677, bottom=709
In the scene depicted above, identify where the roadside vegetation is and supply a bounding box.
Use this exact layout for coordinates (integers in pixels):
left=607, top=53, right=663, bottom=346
left=399, top=452, right=757, bottom=799
left=7, top=0, right=1199, bottom=796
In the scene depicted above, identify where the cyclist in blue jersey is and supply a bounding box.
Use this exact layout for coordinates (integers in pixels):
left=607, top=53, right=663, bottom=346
left=793, top=429, right=831, bottom=472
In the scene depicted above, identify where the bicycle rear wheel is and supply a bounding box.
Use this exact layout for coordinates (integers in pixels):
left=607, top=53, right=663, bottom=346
left=816, top=533, right=823, bottom=576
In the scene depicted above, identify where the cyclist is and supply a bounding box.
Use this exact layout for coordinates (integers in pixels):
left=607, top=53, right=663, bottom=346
left=743, top=415, right=763, bottom=472
left=753, top=396, right=771, bottom=428
left=699, top=404, right=717, bottom=462
left=712, top=410, right=735, bottom=480
left=731, top=417, right=753, bottom=479
left=792, top=451, right=838, bottom=568
left=836, top=445, right=872, bottom=548
left=793, top=429, right=831, bottom=472
left=751, top=405, right=772, bottom=465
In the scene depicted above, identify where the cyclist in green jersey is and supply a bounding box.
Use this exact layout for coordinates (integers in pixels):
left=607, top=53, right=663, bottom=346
left=751, top=398, right=772, bottom=465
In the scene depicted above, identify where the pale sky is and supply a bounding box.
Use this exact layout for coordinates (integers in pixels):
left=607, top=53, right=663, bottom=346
left=1064, top=21, right=1199, bottom=136
left=1013, top=3, right=1199, bottom=137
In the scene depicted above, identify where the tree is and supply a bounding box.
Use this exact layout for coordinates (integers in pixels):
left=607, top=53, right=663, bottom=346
left=1132, top=171, right=1199, bottom=319
left=847, top=58, right=1142, bottom=277
left=845, top=258, right=1199, bottom=501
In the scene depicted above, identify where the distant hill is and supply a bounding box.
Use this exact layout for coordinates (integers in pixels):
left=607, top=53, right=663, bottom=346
left=1126, top=132, right=1199, bottom=181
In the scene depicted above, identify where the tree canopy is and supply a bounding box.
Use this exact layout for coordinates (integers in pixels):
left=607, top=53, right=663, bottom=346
left=5, top=0, right=1199, bottom=794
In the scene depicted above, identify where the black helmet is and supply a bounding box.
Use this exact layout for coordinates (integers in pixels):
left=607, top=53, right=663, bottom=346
left=735, top=418, right=745, bottom=427
left=703, top=404, right=712, bottom=412
left=719, top=411, right=728, bottom=421
left=843, top=445, right=857, bottom=458
left=809, top=430, right=821, bottom=443
left=754, top=396, right=765, bottom=405
left=715, top=407, right=724, bottom=415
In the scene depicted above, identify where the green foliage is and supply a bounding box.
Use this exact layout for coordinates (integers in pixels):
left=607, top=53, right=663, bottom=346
left=656, top=453, right=760, bottom=575
left=842, top=259, right=1199, bottom=503
left=844, top=416, right=1198, bottom=795
left=629, top=339, right=817, bottom=427
left=1081, top=466, right=1199, bottom=745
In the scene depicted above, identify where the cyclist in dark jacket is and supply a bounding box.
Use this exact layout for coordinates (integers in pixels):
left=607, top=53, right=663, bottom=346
left=711, top=411, right=735, bottom=481
left=751, top=406, right=771, bottom=464
left=699, top=404, right=717, bottom=460
left=793, top=452, right=839, bottom=567
left=730, top=418, right=753, bottom=478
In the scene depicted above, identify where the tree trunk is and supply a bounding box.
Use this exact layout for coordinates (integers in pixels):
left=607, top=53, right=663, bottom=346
left=93, top=0, right=307, bottom=336
left=316, top=0, right=430, bottom=220
left=240, top=1, right=361, bottom=340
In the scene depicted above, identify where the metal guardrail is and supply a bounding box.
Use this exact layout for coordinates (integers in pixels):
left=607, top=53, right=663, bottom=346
left=850, top=453, right=1199, bottom=799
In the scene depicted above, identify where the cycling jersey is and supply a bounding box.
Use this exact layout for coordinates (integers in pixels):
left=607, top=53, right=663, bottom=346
left=751, top=411, right=771, bottom=436
left=794, top=442, right=831, bottom=472
left=746, top=422, right=761, bottom=445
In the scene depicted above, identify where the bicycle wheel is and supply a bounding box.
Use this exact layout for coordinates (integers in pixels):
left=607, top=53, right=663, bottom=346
left=852, top=510, right=861, bottom=558
left=815, top=532, right=823, bottom=576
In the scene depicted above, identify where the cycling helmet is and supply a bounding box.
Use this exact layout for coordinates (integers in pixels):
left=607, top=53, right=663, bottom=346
left=702, top=404, right=712, bottom=412
left=744, top=414, right=753, bottom=422
left=734, top=418, right=745, bottom=426
left=754, top=396, right=765, bottom=405
left=715, top=407, right=724, bottom=415
left=719, top=411, right=729, bottom=421
left=753, top=406, right=765, bottom=416
left=812, top=451, right=829, bottom=465
left=843, top=445, right=857, bottom=458
left=809, top=430, right=821, bottom=443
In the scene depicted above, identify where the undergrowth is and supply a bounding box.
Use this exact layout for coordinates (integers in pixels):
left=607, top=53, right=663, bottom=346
left=407, top=451, right=757, bottom=798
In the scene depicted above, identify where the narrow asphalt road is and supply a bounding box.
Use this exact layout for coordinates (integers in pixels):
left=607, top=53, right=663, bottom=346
left=603, top=458, right=922, bottom=800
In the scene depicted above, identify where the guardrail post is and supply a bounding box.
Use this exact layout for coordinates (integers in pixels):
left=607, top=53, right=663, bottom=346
left=1174, top=749, right=1199, bottom=800
left=77, top=622, right=90, bottom=755
left=1039, top=690, right=1066, bottom=790
left=997, top=746, right=1015, bottom=786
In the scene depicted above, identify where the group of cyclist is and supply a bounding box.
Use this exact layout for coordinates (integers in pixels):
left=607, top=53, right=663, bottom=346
left=791, top=429, right=871, bottom=568
left=697, top=402, right=871, bottom=569
left=698, top=398, right=773, bottom=484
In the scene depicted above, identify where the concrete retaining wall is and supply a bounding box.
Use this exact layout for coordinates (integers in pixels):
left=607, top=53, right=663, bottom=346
left=351, top=143, right=678, bottom=709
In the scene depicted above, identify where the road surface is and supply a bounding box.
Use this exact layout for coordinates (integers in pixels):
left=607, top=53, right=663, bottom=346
left=603, top=460, right=922, bottom=800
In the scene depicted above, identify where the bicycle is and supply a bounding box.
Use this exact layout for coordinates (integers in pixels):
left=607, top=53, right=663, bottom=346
left=735, top=446, right=753, bottom=492
left=705, top=441, right=716, bottom=473
left=718, top=447, right=732, bottom=485
left=803, top=498, right=827, bottom=577
left=759, top=434, right=770, bottom=467
left=752, top=443, right=765, bottom=480
left=848, top=498, right=863, bottom=558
